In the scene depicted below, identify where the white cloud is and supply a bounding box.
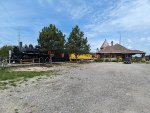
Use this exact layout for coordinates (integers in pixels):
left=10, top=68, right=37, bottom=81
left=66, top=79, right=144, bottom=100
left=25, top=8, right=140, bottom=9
left=1, top=0, right=150, bottom=54
left=111, top=0, right=150, bottom=30
left=38, top=0, right=92, bottom=19
left=85, top=0, right=150, bottom=35
left=140, top=37, right=150, bottom=42
left=83, top=0, right=150, bottom=53
left=89, top=40, right=104, bottom=52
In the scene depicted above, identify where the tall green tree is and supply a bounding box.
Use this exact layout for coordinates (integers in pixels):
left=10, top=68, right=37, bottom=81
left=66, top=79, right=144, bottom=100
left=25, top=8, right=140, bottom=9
left=0, top=45, right=12, bottom=57
left=38, top=24, right=65, bottom=54
left=66, top=25, right=90, bottom=60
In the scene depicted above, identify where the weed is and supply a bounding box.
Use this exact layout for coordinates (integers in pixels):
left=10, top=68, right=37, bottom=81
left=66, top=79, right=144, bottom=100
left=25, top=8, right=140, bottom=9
left=14, top=109, right=19, bottom=113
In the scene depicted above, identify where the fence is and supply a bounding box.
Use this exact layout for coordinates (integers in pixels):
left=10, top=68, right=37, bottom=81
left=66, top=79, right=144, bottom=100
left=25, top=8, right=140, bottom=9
left=0, top=57, right=52, bottom=69
left=14, top=58, right=50, bottom=64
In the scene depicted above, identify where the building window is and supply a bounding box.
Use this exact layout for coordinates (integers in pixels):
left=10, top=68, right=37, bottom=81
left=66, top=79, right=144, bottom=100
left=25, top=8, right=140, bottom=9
left=112, top=54, right=115, bottom=58
left=104, top=54, right=109, bottom=58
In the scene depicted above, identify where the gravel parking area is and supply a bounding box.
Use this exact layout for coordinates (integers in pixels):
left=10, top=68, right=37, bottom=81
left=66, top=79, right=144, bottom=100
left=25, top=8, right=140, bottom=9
left=0, top=63, right=150, bottom=113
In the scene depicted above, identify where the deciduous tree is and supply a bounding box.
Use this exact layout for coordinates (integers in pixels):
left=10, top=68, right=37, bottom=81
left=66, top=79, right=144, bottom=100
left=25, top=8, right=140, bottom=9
left=0, top=45, right=12, bottom=57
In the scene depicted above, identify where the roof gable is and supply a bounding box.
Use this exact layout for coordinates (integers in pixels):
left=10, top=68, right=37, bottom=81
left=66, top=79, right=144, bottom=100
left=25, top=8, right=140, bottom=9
left=100, top=39, right=109, bottom=49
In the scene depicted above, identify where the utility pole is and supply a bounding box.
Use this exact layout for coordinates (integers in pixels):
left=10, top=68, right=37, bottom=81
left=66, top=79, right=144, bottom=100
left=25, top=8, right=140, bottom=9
left=18, top=28, right=21, bottom=45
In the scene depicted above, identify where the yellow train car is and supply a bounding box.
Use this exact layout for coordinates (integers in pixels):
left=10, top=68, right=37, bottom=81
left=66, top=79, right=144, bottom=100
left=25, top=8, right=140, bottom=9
left=69, top=53, right=98, bottom=60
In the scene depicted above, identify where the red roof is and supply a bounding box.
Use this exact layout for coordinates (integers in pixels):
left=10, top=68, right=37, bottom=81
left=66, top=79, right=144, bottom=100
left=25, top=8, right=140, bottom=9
left=98, top=44, right=145, bottom=54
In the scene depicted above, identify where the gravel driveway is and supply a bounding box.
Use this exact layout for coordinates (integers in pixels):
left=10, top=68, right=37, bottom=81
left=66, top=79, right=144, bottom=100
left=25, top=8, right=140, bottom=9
left=0, top=63, right=150, bottom=113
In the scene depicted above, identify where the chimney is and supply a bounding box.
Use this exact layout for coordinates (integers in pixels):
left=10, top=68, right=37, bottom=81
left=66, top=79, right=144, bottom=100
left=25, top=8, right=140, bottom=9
left=111, top=41, right=113, bottom=46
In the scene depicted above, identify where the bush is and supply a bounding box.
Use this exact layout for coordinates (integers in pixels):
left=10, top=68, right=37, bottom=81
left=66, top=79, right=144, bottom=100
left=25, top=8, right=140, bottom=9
left=94, top=58, right=103, bottom=62
left=105, top=59, right=110, bottom=62
left=117, top=58, right=122, bottom=62
left=112, top=60, right=117, bottom=62
left=146, top=61, right=150, bottom=64
left=141, top=59, right=146, bottom=63
left=0, top=45, right=12, bottom=57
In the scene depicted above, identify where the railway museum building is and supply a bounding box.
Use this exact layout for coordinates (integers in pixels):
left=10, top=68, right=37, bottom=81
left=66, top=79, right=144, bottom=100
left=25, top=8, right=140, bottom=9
left=97, top=39, right=146, bottom=61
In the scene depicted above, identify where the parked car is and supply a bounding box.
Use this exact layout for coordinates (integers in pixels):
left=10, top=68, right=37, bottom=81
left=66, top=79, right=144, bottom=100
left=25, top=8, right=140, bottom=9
left=124, top=57, right=132, bottom=64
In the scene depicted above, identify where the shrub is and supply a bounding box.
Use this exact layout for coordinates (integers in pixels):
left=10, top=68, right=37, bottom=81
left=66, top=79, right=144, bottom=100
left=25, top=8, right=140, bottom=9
left=141, top=59, right=146, bottom=63
left=105, top=59, right=110, bottom=62
left=112, top=60, right=117, bottom=62
left=117, top=58, right=122, bottom=62
left=146, top=61, right=150, bottom=64
left=94, top=58, right=103, bottom=62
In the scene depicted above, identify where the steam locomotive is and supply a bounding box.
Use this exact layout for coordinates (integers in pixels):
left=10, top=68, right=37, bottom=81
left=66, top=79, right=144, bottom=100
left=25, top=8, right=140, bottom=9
left=11, top=42, right=69, bottom=63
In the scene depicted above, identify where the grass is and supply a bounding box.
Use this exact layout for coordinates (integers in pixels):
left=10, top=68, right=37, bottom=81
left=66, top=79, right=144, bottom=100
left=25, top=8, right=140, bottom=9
left=0, top=69, right=55, bottom=81
left=146, top=61, right=150, bottom=64
left=0, top=69, right=57, bottom=89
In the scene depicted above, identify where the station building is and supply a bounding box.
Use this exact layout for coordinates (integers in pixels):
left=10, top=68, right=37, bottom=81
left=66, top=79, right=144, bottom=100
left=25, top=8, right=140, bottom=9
left=97, top=39, right=146, bottom=61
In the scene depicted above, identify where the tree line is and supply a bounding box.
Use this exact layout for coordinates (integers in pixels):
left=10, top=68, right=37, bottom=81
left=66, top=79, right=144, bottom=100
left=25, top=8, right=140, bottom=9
left=0, top=24, right=91, bottom=59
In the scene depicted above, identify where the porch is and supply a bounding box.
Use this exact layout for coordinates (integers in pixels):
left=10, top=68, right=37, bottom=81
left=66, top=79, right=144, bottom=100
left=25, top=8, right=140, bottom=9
left=98, top=53, right=146, bottom=62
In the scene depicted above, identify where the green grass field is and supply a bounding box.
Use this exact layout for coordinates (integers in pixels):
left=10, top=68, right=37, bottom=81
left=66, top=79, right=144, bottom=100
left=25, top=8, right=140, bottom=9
left=0, top=69, right=57, bottom=89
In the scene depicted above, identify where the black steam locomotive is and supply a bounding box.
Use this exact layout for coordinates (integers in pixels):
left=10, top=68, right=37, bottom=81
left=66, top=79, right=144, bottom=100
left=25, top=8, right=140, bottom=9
left=11, top=42, right=69, bottom=63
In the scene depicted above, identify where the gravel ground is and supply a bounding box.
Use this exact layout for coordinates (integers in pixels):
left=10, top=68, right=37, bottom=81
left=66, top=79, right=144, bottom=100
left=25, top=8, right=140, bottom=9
left=0, top=63, right=150, bottom=113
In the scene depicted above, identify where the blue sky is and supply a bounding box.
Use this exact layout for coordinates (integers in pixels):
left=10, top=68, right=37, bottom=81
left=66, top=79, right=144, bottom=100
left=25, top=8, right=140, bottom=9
left=0, top=0, right=150, bottom=54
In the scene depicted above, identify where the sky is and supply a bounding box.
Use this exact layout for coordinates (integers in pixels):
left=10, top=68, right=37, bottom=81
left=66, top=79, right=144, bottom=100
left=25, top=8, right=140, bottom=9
left=0, top=0, right=150, bottom=54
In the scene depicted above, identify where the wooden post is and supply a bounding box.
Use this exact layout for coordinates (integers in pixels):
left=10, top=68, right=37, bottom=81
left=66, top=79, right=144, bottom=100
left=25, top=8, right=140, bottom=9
left=49, top=55, right=52, bottom=64
left=32, top=59, right=34, bottom=63
left=110, top=53, right=112, bottom=61
left=20, top=59, right=22, bottom=64
left=39, top=58, right=40, bottom=63
left=142, top=53, right=146, bottom=61
left=32, top=59, right=34, bottom=66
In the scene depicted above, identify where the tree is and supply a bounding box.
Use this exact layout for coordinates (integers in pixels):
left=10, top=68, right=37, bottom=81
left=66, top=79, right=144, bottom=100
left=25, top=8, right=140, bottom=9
left=38, top=24, right=65, bottom=54
left=0, top=45, right=12, bottom=57
left=66, top=25, right=90, bottom=61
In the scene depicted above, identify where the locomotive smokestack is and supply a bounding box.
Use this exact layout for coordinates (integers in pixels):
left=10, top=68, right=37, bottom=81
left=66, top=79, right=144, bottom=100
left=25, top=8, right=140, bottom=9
left=19, top=42, right=22, bottom=50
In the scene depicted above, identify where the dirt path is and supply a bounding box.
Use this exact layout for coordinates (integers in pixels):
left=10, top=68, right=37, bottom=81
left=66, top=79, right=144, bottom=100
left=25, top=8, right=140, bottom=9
left=0, top=63, right=150, bottom=113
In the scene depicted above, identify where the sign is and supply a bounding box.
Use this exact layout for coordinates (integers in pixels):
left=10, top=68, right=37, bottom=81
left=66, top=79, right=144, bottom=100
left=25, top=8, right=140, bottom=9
left=61, top=53, right=64, bottom=58
left=48, top=50, right=54, bottom=55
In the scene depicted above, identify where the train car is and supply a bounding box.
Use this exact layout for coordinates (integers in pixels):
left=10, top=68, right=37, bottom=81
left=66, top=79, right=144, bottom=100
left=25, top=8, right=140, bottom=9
left=10, top=42, right=98, bottom=63
left=69, top=53, right=98, bottom=61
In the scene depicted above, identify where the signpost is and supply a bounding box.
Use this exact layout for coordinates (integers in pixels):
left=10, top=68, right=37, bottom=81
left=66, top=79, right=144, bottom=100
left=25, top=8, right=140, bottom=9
left=48, top=50, right=54, bottom=64
left=9, top=50, right=12, bottom=64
